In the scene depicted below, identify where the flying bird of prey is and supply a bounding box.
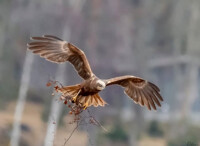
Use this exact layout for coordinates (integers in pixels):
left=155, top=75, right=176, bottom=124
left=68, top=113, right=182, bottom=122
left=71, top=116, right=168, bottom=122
left=27, top=35, right=163, bottom=110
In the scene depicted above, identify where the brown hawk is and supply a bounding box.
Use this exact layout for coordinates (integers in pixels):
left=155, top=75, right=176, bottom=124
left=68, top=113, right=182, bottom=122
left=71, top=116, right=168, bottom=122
left=27, top=35, right=163, bottom=110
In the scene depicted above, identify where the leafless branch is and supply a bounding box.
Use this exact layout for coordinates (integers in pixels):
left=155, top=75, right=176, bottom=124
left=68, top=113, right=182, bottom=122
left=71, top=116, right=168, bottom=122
left=63, top=121, right=79, bottom=146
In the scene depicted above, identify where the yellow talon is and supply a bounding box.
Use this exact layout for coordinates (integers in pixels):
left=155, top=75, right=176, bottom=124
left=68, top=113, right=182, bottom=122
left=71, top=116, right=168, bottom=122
left=71, top=90, right=81, bottom=103
left=83, top=103, right=88, bottom=110
left=72, top=95, right=78, bottom=103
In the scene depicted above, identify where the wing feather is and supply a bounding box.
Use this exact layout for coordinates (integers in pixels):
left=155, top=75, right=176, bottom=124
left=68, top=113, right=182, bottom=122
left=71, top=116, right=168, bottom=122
left=105, top=75, right=163, bottom=110
left=27, top=35, right=93, bottom=80
left=146, top=93, right=156, bottom=110
left=146, top=89, right=161, bottom=107
left=138, top=91, right=145, bottom=106
left=138, top=92, right=143, bottom=106
left=135, top=88, right=141, bottom=104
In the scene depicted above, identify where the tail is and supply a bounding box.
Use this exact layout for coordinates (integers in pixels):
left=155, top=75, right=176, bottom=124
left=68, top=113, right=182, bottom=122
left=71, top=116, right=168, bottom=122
left=77, top=94, right=107, bottom=108
left=56, top=84, right=107, bottom=108
left=56, top=84, right=81, bottom=100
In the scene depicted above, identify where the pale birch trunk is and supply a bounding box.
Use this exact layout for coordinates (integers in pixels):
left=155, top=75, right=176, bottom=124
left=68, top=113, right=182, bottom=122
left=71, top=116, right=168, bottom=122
left=44, top=64, right=66, bottom=146
left=183, top=65, right=198, bottom=118
left=182, top=0, right=200, bottom=118
left=172, top=0, right=188, bottom=116
left=10, top=51, right=34, bottom=146
left=44, top=1, right=85, bottom=145
left=44, top=27, right=71, bottom=146
left=168, top=0, right=188, bottom=139
left=0, top=28, right=5, bottom=80
left=0, top=28, right=5, bottom=58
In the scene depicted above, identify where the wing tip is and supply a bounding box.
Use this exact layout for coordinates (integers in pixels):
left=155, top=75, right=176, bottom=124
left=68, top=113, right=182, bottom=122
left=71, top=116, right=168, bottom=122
left=43, top=35, right=63, bottom=41
left=148, top=106, right=152, bottom=111
left=30, top=36, right=41, bottom=41
left=30, top=37, right=34, bottom=40
left=149, top=82, right=160, bottom=92
left=30, top=35, right=62, bottom=42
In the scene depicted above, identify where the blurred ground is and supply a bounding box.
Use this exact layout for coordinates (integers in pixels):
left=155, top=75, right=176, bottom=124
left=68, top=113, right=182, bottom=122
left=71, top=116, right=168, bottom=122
left=0, top=102, right=87, bottom=146
left=0, top=102, right=169, bottom=146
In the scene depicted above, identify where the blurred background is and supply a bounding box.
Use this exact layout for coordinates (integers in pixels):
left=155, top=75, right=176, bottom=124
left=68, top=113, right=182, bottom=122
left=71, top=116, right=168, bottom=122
left=1, top=0, right=200, bottom=146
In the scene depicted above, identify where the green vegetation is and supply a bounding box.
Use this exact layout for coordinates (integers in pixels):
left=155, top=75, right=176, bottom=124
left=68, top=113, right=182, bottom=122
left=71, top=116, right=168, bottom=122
left=168, top=140, right=198, bottom=146
left=105, top=123, right=129, bottom=142
left=147, top=120, right=164, bottom=137
left=167, top=125, right=200, bottom=146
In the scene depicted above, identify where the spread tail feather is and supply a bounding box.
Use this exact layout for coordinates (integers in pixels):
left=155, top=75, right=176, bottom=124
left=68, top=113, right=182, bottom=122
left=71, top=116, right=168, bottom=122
left=56, top=84, right=81, bottom=100
left=77, top=94, right=107, bottom=108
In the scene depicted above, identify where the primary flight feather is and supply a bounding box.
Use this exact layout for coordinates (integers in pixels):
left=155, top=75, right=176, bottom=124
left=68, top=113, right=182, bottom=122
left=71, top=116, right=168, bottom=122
left=27, top=35, right=163, bottom=110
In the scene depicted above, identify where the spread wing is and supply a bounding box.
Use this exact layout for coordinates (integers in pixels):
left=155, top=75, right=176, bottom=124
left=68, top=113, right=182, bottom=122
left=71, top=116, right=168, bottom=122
left=27, top=35, right=94, bottom=80
left=105, top=75, right=163, bottom=110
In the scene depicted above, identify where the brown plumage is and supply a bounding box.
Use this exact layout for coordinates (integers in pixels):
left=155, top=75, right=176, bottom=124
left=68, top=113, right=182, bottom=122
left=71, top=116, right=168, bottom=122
left=27, top=35, right=163, bottom=110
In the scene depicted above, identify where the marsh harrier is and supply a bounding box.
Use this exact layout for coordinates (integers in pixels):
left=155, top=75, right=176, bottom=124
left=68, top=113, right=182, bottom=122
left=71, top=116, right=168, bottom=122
left=27, top=35, right=163, bottom=110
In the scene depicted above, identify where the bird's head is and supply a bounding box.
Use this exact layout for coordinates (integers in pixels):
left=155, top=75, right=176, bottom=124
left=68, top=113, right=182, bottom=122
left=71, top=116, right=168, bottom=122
left=96, top=80, right=106, bottom=90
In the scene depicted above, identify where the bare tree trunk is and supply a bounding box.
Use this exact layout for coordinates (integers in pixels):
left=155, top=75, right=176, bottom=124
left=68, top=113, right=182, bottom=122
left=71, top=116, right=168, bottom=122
left=44, top=26, right=71, bottom=146
left=127, top=0, right=155, bottom=144
left=10, top=51, right=34, bottom=146
left=0, top=27, right=5, bottom=58
left=44, top=64, right=66, bottom=146
left=182, top=0, right=200, bottom=118
left=0, top=3, right=9, bottom=78
left=0, top=28, right=5, bottom=80
left=44, top=1, right=85, bottom=145
left=167, top=0, right=187, bottom=139
left=183, top=65, right=198, bottom=117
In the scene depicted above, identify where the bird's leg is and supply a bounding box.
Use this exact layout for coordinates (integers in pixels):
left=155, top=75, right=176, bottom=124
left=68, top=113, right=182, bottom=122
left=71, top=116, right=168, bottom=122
left=71, top=90, right=81, bottom=103
left=83, top=103, right=88, bottom=110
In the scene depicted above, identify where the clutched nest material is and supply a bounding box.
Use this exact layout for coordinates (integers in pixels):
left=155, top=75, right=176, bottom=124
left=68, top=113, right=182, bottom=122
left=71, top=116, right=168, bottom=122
left=46, top=80, right=84, bottom=123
